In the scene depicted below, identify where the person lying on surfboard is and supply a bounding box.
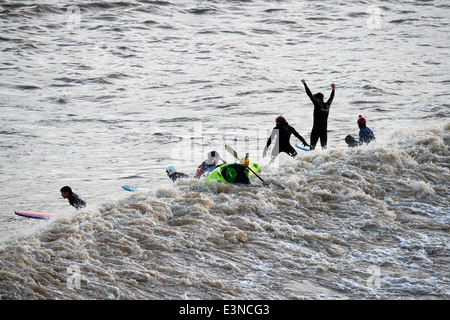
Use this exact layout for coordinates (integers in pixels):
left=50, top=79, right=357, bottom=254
left=194, top=150, right=226, bottom=178
left=262, top=116, right=309, bottom=163
left=60, top=186, right=86, bottom=210
left=166, top=165, right=189, bottom=182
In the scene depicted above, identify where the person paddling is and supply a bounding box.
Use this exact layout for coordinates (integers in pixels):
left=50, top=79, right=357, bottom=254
left=222, top=152, right=268, bottom=186
left=223, top=161, right=251, bottom=185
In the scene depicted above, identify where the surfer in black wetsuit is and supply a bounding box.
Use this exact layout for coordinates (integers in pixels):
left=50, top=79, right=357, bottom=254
left=301, top=79, right=335, bottom=150
left=60, top=186, right=86, bottom=210
left=263, top=116, right=309, bottom=163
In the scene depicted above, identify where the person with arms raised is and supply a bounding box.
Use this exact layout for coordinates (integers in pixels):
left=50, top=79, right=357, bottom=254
left=301, top=79, right=335, bottom=150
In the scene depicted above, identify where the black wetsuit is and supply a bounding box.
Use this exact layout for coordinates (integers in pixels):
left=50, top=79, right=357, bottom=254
left=265, top=122, right=308, bottom=158
left=303, top=83, right=335, bottom=150
left=68, top=193, right=86, bottom=210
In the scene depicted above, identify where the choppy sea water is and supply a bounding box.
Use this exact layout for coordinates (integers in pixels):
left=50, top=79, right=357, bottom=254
left=0, top=0, right=449, bottom=300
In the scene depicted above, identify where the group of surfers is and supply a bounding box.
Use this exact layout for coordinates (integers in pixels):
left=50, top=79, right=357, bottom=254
left=61, top=81, right=376, bottom=209
left=166, top=80, right=375, bottom=186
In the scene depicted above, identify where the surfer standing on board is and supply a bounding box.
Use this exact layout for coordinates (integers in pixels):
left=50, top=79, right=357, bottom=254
left=60, top=186, right=86, bottom=209
left=301, top=79, right=335, bottom=150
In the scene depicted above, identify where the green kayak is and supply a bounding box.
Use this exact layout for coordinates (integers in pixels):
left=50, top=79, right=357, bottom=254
left=205, top=162, right=260, bottom=185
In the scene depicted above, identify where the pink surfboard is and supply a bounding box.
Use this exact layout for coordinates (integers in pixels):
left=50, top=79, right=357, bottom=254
left=14, top=211, right=54, bottom=220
